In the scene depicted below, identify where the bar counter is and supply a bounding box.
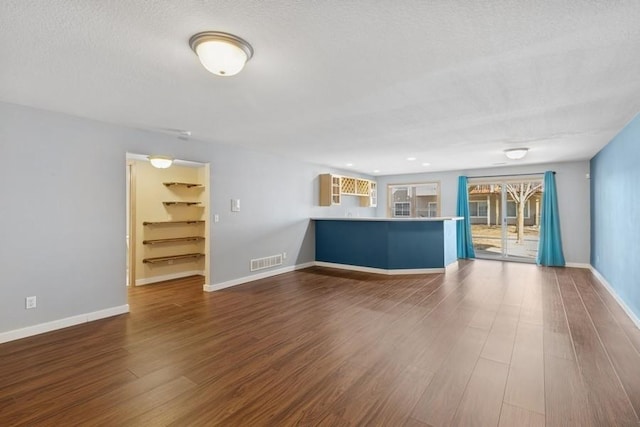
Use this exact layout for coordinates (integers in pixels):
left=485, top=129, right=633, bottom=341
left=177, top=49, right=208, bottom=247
left=313, top=217, right=462, bottom=274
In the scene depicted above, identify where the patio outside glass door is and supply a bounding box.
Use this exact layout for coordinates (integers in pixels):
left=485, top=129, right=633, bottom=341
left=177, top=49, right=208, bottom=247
left=467, top=176, right=543, bottom=262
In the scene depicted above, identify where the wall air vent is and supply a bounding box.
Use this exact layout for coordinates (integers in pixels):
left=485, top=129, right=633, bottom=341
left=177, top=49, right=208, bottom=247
left=250, top=254, right=283, bottom=272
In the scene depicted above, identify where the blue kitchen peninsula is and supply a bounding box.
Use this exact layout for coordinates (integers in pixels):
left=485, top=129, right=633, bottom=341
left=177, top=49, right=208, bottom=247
left=313, top=217, right=462, bottom=274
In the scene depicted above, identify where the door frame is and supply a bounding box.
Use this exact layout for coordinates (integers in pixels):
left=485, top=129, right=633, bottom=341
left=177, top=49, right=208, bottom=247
left=127, top=160, right=137, bottom=286
left=125, top=154, right=211, bottom=290
left=467, top=175, right=543, bottom=263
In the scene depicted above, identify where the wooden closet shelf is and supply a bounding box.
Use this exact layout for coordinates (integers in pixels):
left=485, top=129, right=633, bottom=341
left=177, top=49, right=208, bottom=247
left=143, top=220, right=205, bottom=225
left=163, top=182, right=204, bottom=188
left=143, top=236, right=205, bottom=245
left=143, top=253, right=205, bottom=264
left=163, top=201, right=202, bottom=206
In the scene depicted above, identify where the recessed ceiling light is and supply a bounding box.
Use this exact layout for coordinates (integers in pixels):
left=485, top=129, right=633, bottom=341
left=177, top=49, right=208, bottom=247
left=407, top=157, right=416, bottom=161
left=422, top=162, right=431, bottom=166
left=373, top=169, right=380, bottom=173
left=346, top=163, right=354, bottom=167
left=504, top=148, right=529, bottom=160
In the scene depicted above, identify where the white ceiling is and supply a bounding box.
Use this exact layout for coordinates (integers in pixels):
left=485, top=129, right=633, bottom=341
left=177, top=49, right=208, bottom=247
left=2, top=1, right=640, bottom=175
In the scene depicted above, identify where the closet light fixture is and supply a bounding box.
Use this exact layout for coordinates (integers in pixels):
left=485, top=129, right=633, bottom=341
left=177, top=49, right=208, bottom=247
left=504, top=148, right=529, bottom=160
left=148, top=155, right=173, bottom=169
left=189, top=31, right=254, bottom=76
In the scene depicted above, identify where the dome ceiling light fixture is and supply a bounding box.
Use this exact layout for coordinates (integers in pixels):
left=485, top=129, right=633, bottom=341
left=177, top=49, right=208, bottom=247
left=189, top=31, right=254, bottom=77
left=504, top=148, right=529, bottom=160
left=148, top=155, right=174, bottom=169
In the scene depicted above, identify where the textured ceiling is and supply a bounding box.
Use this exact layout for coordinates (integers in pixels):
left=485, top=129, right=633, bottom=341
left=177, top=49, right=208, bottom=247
left=2, top=1, right=640, bottom=175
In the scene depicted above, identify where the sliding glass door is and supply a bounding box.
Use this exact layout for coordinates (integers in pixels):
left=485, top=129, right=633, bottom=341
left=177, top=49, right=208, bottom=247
left=467, top=177, right=543, bottom=262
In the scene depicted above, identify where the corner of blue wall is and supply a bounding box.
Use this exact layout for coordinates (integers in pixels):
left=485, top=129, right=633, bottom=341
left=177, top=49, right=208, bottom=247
left=590, top=113, right=640, bottom=322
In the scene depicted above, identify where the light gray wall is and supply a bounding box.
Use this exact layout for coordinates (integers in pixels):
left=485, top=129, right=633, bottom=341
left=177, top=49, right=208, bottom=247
left=375, top=161, right=591, bottom=264
left=0, top=100, right=591, bottom=335
left=209, top=150, right=374, bottom=282
left=0, top=102, right=374, bottom=333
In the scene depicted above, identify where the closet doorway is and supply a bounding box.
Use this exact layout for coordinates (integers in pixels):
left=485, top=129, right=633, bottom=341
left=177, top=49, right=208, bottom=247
left=467, top=176, right=543, bottom=262
left=126, top=154, right=210, bottom=289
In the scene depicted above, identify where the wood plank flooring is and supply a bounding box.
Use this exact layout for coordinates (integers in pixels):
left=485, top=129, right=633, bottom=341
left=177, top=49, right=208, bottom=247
left=1, top=261, right=639, bottom=426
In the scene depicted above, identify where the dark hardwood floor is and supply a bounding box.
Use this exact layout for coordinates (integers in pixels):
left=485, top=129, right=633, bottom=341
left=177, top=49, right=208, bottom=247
left=1, top=261, right=640, bottom=426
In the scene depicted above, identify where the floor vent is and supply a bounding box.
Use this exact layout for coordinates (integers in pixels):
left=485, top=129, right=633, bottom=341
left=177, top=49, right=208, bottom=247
left=251, top=254, right=283, bottom=272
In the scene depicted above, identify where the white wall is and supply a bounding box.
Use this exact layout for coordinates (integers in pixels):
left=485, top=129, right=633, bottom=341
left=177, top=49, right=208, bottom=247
left=0, top=102, right=374, bottom=335
left=376, top=161, right=591, bottom=265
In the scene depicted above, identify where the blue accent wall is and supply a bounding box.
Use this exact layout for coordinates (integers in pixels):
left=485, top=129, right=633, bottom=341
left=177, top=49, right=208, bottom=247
left=591, top=114, right=640, bottom=320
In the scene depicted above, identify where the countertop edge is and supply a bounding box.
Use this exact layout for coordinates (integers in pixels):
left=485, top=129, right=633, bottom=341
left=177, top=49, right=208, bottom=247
left=311, top=217, right=463, bottom=222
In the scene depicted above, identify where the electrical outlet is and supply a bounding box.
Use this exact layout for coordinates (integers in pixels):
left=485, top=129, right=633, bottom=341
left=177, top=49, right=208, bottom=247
left=25, top=296, right=37, bottom=309
left=283, top=252, right=287, bottom=260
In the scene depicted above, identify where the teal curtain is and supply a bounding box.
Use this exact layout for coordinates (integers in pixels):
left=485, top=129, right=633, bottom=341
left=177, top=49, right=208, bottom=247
left=537, top=171, right=565, bottom=266
left=456, top=176, right=475, bottom=259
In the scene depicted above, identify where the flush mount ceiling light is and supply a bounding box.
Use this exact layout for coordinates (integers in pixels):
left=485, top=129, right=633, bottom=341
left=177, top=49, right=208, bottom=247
left=148, top=155, right=173, bottom=169
left=504, top=148, right=529, bottom=160
left=189, top=31, right=253, bottom=76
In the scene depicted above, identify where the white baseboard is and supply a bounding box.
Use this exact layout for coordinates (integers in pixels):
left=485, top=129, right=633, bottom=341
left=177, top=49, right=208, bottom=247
left=589, top=266, right=640, bottom=330
left=566, top=262, right=591, bottom=269
left=135, top=270, right=204, bottom=286
left=203, top=260, right=447, bottom=292
left=203, top=262, right=315, bottom=292
left=314, top=261, right=445, bottom=275
left=0, top=304, right=130, bottom=344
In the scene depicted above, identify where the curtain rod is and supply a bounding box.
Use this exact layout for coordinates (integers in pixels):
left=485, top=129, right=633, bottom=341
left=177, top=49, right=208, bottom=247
left=467, top=171, right=554, bottom=179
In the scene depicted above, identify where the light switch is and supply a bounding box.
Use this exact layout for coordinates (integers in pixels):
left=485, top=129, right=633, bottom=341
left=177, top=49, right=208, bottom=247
left=231, top=199, right=240, bottom=212
left=214, top=214, right=219, bottom=223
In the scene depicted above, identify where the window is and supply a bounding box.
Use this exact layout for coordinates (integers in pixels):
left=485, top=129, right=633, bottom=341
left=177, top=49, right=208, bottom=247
left=394, top=202, right=411, bottom=217
left=507, top=200, right=530, bottom=218
left=469, top=201, right=488, bottom=217
left=388, top=182, right=440, bottom=218
left=427, top=202, right=438, bottom=218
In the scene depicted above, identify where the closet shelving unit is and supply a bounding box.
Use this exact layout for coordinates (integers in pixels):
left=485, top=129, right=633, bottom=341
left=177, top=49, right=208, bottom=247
left=142, top=181, right=206, bottom=265
left=142, top=220, right=205, bottom=225
left=163, top=182, right=204, bottom=189
left=143, top=253, right=205, bottom=264
left=162, top=201, right=202, bottom=206
left=143, top=236, right=205, bottom=245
